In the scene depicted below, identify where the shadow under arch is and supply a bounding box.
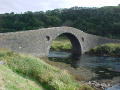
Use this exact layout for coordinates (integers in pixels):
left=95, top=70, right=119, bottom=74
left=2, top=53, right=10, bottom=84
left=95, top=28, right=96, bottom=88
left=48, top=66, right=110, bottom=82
left=49, top=33, right=82, bottom=57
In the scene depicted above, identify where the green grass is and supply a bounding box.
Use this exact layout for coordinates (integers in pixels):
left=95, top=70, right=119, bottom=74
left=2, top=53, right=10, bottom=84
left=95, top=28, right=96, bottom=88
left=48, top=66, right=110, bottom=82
left=88, top=43, right=120, bottom=56
left=0, top=49, right=94, bottom=90
left=51, top=40, right=72, bottom=51
left=0, top=65, right=44, bottom=90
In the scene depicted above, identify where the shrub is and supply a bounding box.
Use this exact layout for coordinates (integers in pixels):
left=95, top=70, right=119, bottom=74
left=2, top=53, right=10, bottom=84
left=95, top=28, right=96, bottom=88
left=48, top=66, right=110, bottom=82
left=88, top=43, right=120, bottom=56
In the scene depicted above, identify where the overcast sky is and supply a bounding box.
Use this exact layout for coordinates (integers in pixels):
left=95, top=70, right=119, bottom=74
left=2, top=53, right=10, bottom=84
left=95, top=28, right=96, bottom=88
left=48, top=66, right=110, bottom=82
left=0, top=0, right=120, bottom=13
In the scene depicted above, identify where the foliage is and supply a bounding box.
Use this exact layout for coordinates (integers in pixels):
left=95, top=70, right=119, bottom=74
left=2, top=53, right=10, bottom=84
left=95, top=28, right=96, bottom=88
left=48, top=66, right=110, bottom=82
left=88, top=43, right=120, bottom=56
left=0, top=49, right=94, bottom=90
left=0, top=5, right=120, bottom=39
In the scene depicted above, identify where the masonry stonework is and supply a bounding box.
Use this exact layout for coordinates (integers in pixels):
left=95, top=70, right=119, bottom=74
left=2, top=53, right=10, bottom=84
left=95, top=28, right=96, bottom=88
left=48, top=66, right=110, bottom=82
left=0, top=27, right=120, bottom=57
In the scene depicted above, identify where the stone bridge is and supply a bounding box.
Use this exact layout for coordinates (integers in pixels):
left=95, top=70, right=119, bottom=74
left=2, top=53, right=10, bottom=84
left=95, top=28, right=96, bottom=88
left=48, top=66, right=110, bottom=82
left=0, top=27, right=120, bottom=57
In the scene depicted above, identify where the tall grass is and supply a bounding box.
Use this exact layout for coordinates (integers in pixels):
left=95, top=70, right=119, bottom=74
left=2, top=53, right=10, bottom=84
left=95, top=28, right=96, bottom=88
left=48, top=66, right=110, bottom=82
left=0, top=65, right=43, bottom=90
left=0, top=49, right=94, bottom=90
left=88, top=43, right=120, bottom=56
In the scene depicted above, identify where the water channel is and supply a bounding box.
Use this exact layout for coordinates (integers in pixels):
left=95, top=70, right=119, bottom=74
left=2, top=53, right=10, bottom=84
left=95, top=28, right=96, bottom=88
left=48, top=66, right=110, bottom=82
left=47, top=51, right=120, bottom=90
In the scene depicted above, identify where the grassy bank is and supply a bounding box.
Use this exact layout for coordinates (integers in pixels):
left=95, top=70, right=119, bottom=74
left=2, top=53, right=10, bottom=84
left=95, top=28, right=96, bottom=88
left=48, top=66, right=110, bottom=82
left=88, top=43, right=120, bottom=56
left=0, top=49, right=93, bottom=90
left=0, top=65, right=44, bottom=90
left=51, top=40, right=72, bottom=51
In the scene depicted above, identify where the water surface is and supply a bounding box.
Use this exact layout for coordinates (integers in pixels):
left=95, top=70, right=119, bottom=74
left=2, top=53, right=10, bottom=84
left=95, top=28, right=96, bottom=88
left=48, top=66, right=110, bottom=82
left=48, top=51, right=120, bottom=89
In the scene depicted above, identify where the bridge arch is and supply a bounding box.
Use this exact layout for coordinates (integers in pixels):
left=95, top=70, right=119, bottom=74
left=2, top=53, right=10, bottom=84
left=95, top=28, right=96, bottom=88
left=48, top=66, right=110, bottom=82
left=0, top=27, right=119, bottom=57
left=49, top=32, right=82, bottom=56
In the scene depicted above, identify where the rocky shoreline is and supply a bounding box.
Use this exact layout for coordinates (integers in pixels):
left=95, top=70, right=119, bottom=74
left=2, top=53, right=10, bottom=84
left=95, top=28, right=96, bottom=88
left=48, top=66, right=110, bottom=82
left=86, top=81, right=112, bottom=90
left=42, top=57, right=120, bottom=90
left=85, top=77, right=120, bottom=90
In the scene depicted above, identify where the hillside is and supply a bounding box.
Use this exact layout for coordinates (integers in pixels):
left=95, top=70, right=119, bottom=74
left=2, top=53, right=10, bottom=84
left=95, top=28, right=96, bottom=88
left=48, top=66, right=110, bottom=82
left=0, top=49, right=93, bottom=90
left=0, top=65, right=44, bottom=90
left=0, top=5, right=120, bottom=39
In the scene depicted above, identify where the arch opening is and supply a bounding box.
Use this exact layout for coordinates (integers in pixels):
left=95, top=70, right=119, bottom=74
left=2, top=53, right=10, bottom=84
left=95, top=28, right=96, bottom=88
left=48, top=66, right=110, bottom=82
left=49, top=33, right=82, bottom=57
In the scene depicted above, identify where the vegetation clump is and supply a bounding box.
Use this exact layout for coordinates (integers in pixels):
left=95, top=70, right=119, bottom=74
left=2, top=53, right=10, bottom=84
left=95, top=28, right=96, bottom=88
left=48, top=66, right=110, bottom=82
left=88, top=43, right=120, bottom=56
left=51, top=40, right=72, bottom=51
left=0, top=49, right=93, bottom=90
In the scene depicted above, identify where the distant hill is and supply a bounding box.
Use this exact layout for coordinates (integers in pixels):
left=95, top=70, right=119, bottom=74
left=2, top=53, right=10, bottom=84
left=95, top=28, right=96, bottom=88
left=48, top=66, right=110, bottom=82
left=0, top=5, right=120, bottom=39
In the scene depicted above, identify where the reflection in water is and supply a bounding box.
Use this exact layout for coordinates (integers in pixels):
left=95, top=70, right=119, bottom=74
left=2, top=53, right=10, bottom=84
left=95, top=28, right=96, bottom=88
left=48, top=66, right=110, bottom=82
left=48, top=51, right=120, bottom=79
left=48, top=51, right=71, bottom=58
left=48, top=51, right=120, bottom=89
left=49, top=51, right=120, bottom=71
left=76, top=54, right=120, bottom=72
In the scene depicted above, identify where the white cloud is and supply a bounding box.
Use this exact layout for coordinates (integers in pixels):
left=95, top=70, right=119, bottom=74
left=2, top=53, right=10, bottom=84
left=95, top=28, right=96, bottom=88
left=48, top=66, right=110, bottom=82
left=65, top=0, right=120, bottom=7
left=0, top=0, right=120, bottom=13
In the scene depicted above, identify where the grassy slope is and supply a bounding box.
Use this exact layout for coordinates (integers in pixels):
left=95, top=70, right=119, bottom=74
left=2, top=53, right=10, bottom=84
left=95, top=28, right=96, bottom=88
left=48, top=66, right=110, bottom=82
left=0, top=65, right=44, bottom=90
left=88, top=43, right=120, bottom=56
left=0, top=49, right=94, bottom=90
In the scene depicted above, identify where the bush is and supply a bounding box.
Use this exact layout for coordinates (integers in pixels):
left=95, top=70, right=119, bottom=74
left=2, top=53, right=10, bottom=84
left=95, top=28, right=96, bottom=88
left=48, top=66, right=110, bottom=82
left=88, top=43, right=120, bottom=56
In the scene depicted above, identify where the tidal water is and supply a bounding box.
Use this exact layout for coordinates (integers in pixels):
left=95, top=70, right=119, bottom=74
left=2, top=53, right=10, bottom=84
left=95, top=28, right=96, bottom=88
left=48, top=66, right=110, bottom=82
left=48, top=51, right=120, bottom=90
